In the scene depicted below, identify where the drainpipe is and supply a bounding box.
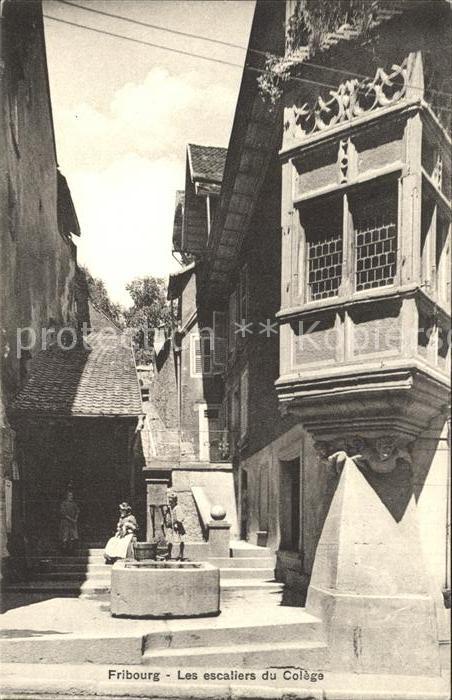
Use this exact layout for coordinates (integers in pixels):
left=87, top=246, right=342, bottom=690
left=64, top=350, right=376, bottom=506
left=445, top=418, right=451, bottom=600
left=174, top=328, right=182, bottom=463
left=0, top=0, right=9, bottom=567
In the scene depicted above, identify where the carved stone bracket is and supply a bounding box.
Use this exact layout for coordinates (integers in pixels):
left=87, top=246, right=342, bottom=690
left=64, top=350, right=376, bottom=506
left=314, top=435, right=413, bottom=476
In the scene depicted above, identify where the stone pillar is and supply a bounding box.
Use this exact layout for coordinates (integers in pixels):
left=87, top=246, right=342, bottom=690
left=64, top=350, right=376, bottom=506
left=306, top=456, right=441, bottom=676
left=145, top=478, right=168, bottom=542
left=207, top=505, right=231, bottom=558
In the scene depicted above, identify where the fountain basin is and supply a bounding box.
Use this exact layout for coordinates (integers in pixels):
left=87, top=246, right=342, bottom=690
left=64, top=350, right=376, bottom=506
left=110, top=560, right=220, bottom=618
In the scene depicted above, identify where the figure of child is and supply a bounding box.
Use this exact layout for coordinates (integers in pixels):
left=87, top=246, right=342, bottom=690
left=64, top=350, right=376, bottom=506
left=166, top=492, right=185, bottom=561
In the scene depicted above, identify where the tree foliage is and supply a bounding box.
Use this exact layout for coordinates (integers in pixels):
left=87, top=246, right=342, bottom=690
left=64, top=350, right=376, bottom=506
left=124, top=277, right=172, bottom=365
left=258, top=0, right=381, bottom=104
left=80, top=265, right=124, bottom=328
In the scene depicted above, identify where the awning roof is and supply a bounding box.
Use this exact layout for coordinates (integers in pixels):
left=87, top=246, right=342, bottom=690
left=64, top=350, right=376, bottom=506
left=187, top=144, right=227, bottom=184
left=11, top=332, right=142, bottom=419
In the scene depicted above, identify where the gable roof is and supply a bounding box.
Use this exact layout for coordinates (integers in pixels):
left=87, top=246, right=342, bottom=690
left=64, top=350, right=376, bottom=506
left=167, top=262, right=196, bottom=300
left=172, top=190, right=185, bottom=252
left=187, top=144, right=227, bottom=184
left=11, top=332, right=142, bottom=418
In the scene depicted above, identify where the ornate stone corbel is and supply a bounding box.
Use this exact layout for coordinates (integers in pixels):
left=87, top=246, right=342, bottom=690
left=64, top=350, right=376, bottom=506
left=317, top=435, right=413, bottom=476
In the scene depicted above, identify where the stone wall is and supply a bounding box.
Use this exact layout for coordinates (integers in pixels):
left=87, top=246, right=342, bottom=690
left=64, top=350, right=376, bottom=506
left=150, top=341, right=178, bottom=431
left=0, top=3, right=79, bottom=565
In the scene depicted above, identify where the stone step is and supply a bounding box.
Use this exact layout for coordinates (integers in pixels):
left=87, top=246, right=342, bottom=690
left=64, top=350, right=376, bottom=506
left=0, top=636, right=143, bottom=665
left=143, top=616, right=323, bottom=652
left=6, top=578, right=282, bottom=595
left=209, top=557, right=275, bottom=569
left=30, top=554, right=105, bottom=566
left=1, top=664, right=450, bottom=699
left=230, top=543, right=273, bottom=559
left=28, top=568, right=275, bottom=583
left=33, top=571, right=111, bottom=581
left=220, top=580, right=283, bottom=591
left=80, top=548, right=105, bottom=555
left=37, top=557, right=275, bottom=573
left=219, top=568, right=275, bottom=580
left=5, top=580, right=111, bottom=594
left=34, top=548, right=106, bottom=557
left=0, top=618, right=323, bottom=667
left=142, top=639, right=327, bottom=667
left=32, top=563, right=111, bottom=573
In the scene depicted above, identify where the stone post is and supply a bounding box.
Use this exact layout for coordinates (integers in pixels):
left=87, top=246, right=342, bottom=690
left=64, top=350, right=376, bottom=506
left=207, top=505, right=230, bottom=558
left=145, top=478, right=168, bottom=542
left=306, top=456, right=441, bottom=677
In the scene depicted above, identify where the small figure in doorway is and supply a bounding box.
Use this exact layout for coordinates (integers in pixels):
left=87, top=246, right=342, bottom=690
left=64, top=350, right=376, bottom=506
left=104, top=502, right=138, bottom=564
left=166, top=492, right=186, bottom=561
left=59, top=490, right=79, bottom=554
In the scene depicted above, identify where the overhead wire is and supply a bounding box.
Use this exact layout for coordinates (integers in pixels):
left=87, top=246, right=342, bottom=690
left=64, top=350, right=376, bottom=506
left=52, top=0, right=452, bottom=99
left=43, top=13, right=344, bottom=93
left=42, top=13, right=452, bottom=112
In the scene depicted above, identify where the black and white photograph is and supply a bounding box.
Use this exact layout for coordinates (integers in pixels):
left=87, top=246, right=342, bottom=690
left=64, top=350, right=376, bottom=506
left=0, top=0, right=451, bottom=698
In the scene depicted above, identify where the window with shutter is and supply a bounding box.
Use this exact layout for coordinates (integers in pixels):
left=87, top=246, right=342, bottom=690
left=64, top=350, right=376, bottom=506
left=191, top=332, right=213, bottom=377
left=213, top=311, right=227, bottom=371
left=202, top=334, right=212, bottom=374
left=240, top=367, right=249, bottom=439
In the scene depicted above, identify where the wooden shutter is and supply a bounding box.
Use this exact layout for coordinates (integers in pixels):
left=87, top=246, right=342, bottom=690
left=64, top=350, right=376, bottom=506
left=202, top=333, right=212, bottom=374
left=191, top=333, right=213, bottom=376
left=191, top=335, right=203, bottom=376
left=213, top=311, right=227, bottom=371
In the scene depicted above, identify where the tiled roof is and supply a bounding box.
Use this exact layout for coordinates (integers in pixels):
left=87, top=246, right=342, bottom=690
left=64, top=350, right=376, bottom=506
left=187, top=144, right=227, bottom=184
left=167, top=262, right=196, bottom=300
left=12, top=332, right=142, bottom=418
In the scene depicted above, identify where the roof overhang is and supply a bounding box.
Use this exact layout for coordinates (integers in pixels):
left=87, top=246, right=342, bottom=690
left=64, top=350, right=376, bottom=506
left=203, top=0, right=286, bottom=302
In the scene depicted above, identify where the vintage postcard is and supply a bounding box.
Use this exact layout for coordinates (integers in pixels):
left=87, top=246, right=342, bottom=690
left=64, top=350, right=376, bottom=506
left=0, top=0, right=450, bottom=698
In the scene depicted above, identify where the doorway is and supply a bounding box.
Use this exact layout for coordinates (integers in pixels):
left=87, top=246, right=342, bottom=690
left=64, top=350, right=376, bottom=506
left=198, top=404, right=221, bottom=461
left=240, top=468, right=248, bottom=540
left=279, top=458, right=301, bottom=551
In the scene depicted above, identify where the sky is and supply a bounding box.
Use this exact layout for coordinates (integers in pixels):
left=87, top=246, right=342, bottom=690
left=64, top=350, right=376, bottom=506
left=43, top=0, right=256, bottom=306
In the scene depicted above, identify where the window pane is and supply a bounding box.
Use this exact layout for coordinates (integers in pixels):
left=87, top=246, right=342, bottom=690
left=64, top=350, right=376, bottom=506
left=306, top=217, right=343, bottom=302
left=354, top=191, right=397, bottom=291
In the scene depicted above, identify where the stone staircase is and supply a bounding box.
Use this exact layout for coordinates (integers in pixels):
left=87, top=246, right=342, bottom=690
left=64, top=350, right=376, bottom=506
left=141, top=614, right=327, bottom=668
left=6, top=541, right=280, bottom=596
left=0, top=608, right=327, bottom=668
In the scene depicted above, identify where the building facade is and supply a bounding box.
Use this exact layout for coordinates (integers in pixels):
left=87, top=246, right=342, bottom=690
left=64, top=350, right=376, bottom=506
left=276, top=0, right=451, bottom=613
left=144, top=144, right=238, bottom=539
left=182, top=0, right=451, bottom=623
